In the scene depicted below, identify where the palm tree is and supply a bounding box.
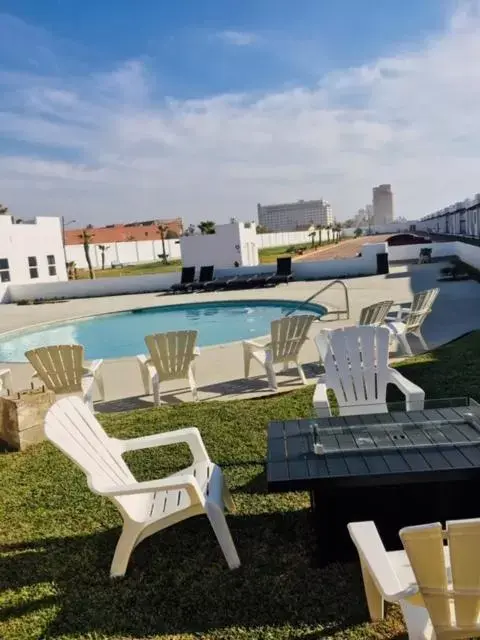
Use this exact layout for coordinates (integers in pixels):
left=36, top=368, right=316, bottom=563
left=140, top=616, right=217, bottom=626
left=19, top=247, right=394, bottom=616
left=198, top=220, right=216, bottom=235
left=334, top=223, right=342, bottom=243
left=316, top=225, right=324, bottom=247
left=98, top=245, right=110, bottom=270
left=0, top=204, right=8, bottom=215
left=157, top=224, right=169, bottom=264
left=79, top=229, right=95, bottom=279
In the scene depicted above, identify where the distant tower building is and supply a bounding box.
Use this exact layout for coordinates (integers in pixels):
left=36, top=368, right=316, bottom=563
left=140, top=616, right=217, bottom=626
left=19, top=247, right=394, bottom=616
left=372, top=184, right=394, bottom=225
left=257, top=198, right=333, bottom=232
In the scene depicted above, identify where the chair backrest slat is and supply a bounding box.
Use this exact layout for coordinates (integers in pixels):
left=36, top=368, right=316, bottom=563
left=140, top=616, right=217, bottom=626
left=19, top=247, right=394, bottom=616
left=400, top=518, right=480, bottom=635
left=180, top=266, right=195, bottom=284
left=270, top=315, right=315, bottom=363
left=359, top=300, right=394, bottom=326
left=145, top=330, right=198, bottom=379
left=276, top=257, right=292, bottom=276
left=26, top=345, right=85, bottom=394
left=198, top=265, right=214, bottom=282
left=316, top=326, right=390, bottom=411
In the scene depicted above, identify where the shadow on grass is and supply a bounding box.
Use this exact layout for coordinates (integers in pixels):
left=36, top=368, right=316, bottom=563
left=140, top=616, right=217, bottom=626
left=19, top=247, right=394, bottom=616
left=0, top=511, right=367, bottom=638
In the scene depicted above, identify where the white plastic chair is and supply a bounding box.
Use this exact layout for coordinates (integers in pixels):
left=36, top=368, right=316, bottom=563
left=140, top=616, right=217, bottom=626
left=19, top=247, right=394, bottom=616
left=313, top=326, right=425, bottom=417
left=137, top=330, right=200, bottom=405
left=349, top=518, right=480, bottom=640
left=25, top=345, right=104, bottom=412
left=44, top=396, right=240, bottom=578
left=359, top=300, right=394, bottom=326
left=387, top=288, right=439, bottom=355
left=242, top=315, right=316, bottom=391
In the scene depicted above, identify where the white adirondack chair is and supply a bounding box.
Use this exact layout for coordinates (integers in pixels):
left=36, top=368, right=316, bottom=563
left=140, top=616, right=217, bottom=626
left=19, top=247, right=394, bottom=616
left=349, top=518, right=480, bottom=640
left=359, top=300, right=394, bottom=326
left=25, top=345, right=104, bottom=412
left=242, top=315, right=316, bottom=391
left=44, top=396, right=240, bottom=577
left=137, top=330, right=200, bottom=405
left=313, top=326, right=425, bottom=417
left=387, top=288, right=439, bottom=355
left=0, top=368, right=12, bottom=395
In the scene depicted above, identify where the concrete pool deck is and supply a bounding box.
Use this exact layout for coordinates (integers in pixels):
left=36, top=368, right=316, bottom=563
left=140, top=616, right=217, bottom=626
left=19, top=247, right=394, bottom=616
left=0, top=261, right=479, bottom=412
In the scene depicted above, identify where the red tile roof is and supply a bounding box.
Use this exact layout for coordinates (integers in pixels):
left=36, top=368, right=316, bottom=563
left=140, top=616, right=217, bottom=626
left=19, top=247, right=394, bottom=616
left=65, top=219, right=183, bottom=245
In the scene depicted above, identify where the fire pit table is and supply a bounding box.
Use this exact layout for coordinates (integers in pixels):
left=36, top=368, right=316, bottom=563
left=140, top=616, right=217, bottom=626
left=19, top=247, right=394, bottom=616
left=267, top=398, right=480, bottom=566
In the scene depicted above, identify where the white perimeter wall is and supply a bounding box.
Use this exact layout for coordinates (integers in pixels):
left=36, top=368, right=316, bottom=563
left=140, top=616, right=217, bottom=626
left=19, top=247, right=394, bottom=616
left=66, top=239, right=182, bottom=269
left=5, top=242, right=388, bottom=302
left=65, top=229, right=334, bottom=269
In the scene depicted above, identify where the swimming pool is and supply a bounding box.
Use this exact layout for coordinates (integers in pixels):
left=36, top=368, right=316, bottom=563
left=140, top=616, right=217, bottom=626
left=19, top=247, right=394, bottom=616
left=0, top=300, right=326, bottom=362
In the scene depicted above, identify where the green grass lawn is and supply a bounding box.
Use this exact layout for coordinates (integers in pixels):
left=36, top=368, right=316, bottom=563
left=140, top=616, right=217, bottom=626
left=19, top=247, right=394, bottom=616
left=2, top=333, right=480, bottom=639
left=75, top=260, right=182, bottom=279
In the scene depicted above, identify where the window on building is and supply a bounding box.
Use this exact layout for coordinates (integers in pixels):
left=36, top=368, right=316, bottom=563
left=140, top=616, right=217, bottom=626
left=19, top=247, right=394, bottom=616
left=47, top=254, right=57, bottom=276
left=28, top=256, right=39, bottom=279
left=0, top=258, right=10, bottom=282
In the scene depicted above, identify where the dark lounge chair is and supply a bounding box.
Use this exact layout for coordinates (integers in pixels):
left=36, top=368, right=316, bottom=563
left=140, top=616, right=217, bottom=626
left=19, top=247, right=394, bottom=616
left=267, top=257, right=294, bottom=285
left=189, top=265, right=215, bottom=291
left=169, top=266, right=195, bottom=293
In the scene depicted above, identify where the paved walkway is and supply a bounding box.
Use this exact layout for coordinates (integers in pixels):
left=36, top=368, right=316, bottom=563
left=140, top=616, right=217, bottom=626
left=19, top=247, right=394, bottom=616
left=1, top=261, right=479, bottom=411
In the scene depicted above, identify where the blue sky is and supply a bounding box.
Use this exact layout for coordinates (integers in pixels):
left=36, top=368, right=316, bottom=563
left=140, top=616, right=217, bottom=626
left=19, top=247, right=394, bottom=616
left=1, top=0, right=479, bottom=225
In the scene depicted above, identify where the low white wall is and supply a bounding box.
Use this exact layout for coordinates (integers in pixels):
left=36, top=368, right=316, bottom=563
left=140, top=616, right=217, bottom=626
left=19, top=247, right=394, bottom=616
left=456, top=242, right=480, bottom=270
left=388, top=242, right=456, bottom=262
left=6, top=242, right=387, bottom=302
left=65, top=230, right=338, bottom=269
left=66, top=239, right=182, bottom=269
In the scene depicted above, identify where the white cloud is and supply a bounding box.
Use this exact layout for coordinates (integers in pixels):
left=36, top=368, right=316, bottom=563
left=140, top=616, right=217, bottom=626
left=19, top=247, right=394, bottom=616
left=2, top=3, right=480, bottom=224
left=216, top=30, right=258, bottom=46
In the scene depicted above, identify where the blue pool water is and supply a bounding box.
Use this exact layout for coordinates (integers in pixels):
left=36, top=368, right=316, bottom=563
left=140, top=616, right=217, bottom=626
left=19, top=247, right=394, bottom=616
left=0, top=300, right=326, bottom=362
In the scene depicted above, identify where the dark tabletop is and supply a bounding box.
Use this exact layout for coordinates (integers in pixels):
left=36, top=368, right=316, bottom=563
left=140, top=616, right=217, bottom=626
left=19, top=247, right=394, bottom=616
left=267, top=406, right=480, bottom=492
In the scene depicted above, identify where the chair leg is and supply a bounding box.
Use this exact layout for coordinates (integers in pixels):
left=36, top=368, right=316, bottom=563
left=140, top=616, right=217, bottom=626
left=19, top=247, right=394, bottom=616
left=84, top=389, right=94, bottom=413
left=398, top=333, right=413, bottom=356
left=206, top=503, right=240, bottom=570
left=95, top=371, right=105, bottom=401
left=188, top=366, right=198, bottom=402
left=110, top=524, right=142, bottom=578
left=152, top=372, right=161, bottom=406
left=360, top=560, right=385, bottom=621
left=414, top=330, right=428, bottom=351
left=265, top=362, right=278, bottom=391
left=243, top=345, right=252, bottom=378
left=296, top=361, right=307, bottom=385
left=137, top=356, right=152, bottom=395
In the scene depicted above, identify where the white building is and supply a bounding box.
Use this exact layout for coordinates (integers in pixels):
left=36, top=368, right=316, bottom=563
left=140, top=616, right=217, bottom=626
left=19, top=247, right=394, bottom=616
left=0, top=216, right=68, bottom=300
left=180, top=221, right=259, bottom=270
left=257, top=199, right=333, bottom=232
left=372, top=184, right=394, bottom=225
left=420, top=194, right=480, bottom=237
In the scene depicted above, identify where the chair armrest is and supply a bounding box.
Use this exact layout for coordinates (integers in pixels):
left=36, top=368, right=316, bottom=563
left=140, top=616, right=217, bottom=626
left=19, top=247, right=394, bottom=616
left=387, top=368, right=425, bottom=411
left=89, top=474, right=204, bottom=505
left=193, top=347, right=201, bottom=357
left=113, top=426, right=210, bottom=464
left=313, top=378, right=332, bottom=418
left=84, top=359, right=104, bottom=376
left=136, top=354, right=153, bottom=367
left=347, top=521, right=418, bottom=602
left=243, top=338, right=270, bottom=352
